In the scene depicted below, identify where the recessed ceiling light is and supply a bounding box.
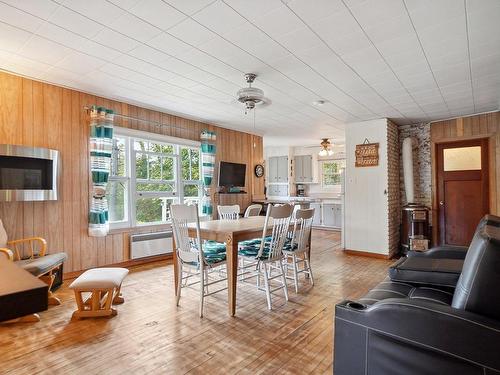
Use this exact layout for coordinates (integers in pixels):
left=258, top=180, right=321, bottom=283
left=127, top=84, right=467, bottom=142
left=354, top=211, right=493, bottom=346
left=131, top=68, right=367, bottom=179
left=312, top=100, right=326, bottom=106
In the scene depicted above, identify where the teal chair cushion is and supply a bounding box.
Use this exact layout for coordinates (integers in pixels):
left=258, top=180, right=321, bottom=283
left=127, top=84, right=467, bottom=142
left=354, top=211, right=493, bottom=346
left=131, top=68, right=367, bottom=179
left=204, top=240, right=226, bottom=254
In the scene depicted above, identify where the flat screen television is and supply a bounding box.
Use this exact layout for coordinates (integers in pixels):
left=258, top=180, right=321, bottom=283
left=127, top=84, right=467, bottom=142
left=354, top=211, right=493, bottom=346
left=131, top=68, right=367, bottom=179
left=218, top=161, right=246, bottom=187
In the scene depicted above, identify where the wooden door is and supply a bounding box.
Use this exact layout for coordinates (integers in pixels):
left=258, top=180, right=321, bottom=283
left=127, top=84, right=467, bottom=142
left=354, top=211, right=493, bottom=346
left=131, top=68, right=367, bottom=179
left=436, top=138, right=489, bottom=246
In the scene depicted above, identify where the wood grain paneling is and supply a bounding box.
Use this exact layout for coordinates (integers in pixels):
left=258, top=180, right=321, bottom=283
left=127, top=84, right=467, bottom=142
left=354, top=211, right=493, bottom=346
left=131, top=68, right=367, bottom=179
left=0, top=71, right=264, bottom=273
left=430, top=112, right=500, bottom=244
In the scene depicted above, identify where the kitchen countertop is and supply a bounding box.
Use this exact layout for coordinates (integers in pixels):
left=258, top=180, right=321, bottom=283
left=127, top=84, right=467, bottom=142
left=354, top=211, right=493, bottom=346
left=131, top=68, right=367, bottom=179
left=253, top=197, right=342, bottom=204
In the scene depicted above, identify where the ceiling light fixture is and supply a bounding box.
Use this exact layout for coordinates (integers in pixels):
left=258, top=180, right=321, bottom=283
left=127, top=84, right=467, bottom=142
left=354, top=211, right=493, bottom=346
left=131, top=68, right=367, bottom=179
left=237, top=73, right=265, bottom=114
left=313, top=99, right=326, bottom=106
left=319, top=138, right=334, bottom=157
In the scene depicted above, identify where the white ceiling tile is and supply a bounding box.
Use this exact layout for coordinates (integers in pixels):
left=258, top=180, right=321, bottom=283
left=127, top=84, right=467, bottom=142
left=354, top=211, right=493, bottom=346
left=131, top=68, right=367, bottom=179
left=129, top=0, right=187, bottom=30
left=92, top=28, right=140, bottom=52
left=0, top=23, right=32, bottom=53
left=0, top=3, right=45, bottom=33
left=47, top=6, right=104, bottom=39
left=193, top=1, right=245, bottom=35
left=223, top=0, right=283, bottom=22
left=285, top=0, right=344, bottom=24
left=147, top=32, right=192, bottom=56
left=109, top=13, right=162, bottom=42
left=54, top=51, right=106, bottom=74
left=252, top=5, right=304, bottom=39
left=63, top=0, right=125, bottom=24
left=18, top=35, right=72, bottom=65
left=168, top=18, right=218, bottom=46
left=163, top=0, right=215, bottom=16
left=128, top=44, right=170, bottom=64
left=1, top=0, right=60, bottom=20
left=107, top=0, right=142, bottom=10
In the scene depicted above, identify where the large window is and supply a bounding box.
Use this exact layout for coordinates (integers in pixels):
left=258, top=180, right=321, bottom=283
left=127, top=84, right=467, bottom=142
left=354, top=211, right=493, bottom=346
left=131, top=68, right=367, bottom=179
left=107, top=129, right=202, bottom=228
left=320, top=159, right=345, bottom=188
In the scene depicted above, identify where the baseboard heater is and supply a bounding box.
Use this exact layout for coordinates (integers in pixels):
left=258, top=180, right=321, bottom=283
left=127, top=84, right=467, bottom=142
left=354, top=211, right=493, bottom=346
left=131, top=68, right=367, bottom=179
left=130, top=231, right=173, bottom=260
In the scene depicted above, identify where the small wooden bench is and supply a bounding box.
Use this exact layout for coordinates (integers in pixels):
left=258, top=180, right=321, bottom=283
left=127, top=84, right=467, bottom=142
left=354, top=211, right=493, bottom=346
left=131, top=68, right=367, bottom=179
left=69, top=268, right=128, bottom=319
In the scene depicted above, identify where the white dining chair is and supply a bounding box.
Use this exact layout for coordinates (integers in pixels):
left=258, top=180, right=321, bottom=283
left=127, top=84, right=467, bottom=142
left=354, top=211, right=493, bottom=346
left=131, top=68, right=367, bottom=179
left=171, top=204, right=227, bottom=317
left=217, top=204, right=240, bottom=220
left=244, top=204, right=262, bottom=217
left=283, top=208, right=315, bottom=293
left=238, top=203, right=294, bottom=310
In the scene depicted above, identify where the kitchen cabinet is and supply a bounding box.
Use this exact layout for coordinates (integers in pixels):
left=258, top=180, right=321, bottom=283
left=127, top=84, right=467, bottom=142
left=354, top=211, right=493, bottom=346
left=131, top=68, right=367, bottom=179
left=268, top=156, right=278, bottom=183
left=322, top=204, right=336, bottom=227
left=310, top=203, right=322, bottom=225
left=333, top=204, right=342, bottom=228
left=268, top=156, right=288, bottom=183
left=268, top=184, right=288, bottom=197
left=294, top=155, right=313, bottom=183
left=277, top=156, right=288, bottom=182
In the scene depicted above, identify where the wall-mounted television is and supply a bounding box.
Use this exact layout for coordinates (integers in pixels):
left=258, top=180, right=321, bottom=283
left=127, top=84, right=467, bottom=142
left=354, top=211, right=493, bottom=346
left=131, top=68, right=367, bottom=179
left=218, top=161, right=246, bottom=187
left=0, top=144, right=59, bottom=201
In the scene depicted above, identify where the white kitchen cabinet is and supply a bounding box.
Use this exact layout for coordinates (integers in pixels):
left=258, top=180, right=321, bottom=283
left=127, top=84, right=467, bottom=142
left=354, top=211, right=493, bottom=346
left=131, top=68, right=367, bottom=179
left=294, top=155, right=313, bottom=183
left=268, top=156, right=278, bottom=183
left=310, top=203, right=322, bottom=225
left=322, top=204, right=336, bottom=227
left=277, top=156, right=288, bottom=182
left=333, top=204, right=342, bottom=228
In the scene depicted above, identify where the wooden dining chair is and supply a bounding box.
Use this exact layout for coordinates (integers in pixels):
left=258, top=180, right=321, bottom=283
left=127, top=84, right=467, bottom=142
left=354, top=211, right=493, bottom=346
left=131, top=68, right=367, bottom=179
left=283, top=208, right=315, bottom=293
left=217, top=205, right=240, bottom=220
left=238, top=203, right=294, bottom=310
left=244, top=204, right=262, bottom=217
left=171, top=204, right=227, bottom=317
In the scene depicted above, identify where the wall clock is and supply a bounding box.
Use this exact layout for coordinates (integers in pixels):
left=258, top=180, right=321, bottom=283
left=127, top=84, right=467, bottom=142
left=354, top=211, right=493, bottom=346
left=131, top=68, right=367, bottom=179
left=254, top=164, right=264, bottom=178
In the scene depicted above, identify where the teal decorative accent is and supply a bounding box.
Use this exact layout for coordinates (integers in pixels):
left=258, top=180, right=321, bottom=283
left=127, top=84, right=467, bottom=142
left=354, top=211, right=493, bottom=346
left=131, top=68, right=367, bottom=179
left=88, top=105, right=114, bottom=237
left=200, top=130, right=216, bottom=216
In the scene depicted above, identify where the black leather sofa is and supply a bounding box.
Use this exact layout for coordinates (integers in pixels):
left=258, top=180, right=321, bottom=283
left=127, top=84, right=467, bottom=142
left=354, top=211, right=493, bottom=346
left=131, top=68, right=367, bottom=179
left=334, top=223, right=500, bottom=375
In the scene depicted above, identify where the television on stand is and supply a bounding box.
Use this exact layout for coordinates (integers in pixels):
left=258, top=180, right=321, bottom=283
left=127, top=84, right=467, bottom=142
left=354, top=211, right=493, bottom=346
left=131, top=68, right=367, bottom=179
left=218, top=161, right=246, bottom=193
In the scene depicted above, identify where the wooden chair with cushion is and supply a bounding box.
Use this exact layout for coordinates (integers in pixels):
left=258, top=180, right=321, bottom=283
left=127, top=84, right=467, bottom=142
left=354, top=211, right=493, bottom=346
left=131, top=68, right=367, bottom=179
left=0, top=219, right=67, bottom=307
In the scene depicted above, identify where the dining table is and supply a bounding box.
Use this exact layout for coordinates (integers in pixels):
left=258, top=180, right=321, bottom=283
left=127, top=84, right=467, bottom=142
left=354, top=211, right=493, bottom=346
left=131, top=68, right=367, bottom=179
left=172, top=216, right=311, bottom=316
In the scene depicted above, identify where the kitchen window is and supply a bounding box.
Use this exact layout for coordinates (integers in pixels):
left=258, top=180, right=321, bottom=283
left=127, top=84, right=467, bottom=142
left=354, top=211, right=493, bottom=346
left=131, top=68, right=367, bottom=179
left=320, top=159, right=345, bottom=188
left=107, top=128, right=201, bottom=228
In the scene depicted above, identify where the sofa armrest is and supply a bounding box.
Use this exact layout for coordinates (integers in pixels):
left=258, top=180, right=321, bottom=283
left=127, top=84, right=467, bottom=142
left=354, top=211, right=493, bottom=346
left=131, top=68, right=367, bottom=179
left=334, top=299, right=500, bottom=374
left=407, top=245, right=468, bottom=259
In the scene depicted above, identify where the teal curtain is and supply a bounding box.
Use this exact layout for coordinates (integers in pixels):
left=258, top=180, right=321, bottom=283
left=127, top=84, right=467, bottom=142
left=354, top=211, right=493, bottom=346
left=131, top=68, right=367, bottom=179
left=200, top=130, right=216, bottom=215
left=89, top=106, right=114, bottom=237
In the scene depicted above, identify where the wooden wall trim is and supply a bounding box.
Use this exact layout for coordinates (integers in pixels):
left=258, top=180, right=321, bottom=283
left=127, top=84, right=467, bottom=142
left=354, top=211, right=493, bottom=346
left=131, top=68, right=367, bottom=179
left=343, top=249, right=392, bottom=260
left=0, top=71, right=264, bottom=273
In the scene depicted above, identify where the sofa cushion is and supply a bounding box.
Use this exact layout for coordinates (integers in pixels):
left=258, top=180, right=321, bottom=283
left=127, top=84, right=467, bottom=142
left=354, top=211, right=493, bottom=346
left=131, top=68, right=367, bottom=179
left=389, top=257, right=463, bottom=287
left=69, top=267, right=129, bottom=289
left=358, top=278, right=453, bottom=307
left=15, top=252, right=67, bottom=276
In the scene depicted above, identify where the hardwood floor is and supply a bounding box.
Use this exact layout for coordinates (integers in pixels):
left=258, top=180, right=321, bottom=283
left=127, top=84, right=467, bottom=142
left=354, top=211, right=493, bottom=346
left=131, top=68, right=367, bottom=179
left=0, top=230, right=392, bottom=375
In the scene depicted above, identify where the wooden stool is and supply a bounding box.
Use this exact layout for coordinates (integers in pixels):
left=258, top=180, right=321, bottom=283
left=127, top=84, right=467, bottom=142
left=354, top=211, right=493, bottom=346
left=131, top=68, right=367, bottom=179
left=69, top=268, right=129, bottom=320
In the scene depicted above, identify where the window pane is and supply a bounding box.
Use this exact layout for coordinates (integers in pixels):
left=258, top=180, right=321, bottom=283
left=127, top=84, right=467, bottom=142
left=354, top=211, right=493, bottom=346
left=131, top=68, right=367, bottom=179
left=191, top=149, right=200, bottom=180
left=183, top=184, right=200, bottom=207
left=443, top=146, right=481, bottom=171
left=107, top=180, right=126, bottom=222
left=134, top=140, right=148, bottom=151
left=162, top=156, right=175, bottom=180
left=137, top=182, right=175, bottom=192
left=149, top=155, right=162, bottom=180
left=181, top=148, right=200, bottom=181
left=181, top=148, right=190, bottom=180
left=135, top=153, right=148, bottom=179
left=136, top=197, right=178, bottom=224
left=111, top=138, right=126, bottom=177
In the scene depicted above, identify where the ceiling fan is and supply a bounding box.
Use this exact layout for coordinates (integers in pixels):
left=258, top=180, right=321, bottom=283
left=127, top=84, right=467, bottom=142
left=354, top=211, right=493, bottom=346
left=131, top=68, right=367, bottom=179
left=236, top=73, right=270, bottom=113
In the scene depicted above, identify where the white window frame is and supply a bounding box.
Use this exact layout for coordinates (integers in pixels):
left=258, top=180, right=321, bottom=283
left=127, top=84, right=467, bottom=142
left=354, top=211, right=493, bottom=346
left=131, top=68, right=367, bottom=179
left=109, top=128, right=201, bottom=229
left=320, top=159, right=345, bottom=189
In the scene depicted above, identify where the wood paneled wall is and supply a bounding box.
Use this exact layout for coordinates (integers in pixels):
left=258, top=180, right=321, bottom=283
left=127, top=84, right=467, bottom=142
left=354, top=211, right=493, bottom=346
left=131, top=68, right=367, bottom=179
left=0, top=71, right=264, bottom=273
left=430, top=111, right=500, bottom=241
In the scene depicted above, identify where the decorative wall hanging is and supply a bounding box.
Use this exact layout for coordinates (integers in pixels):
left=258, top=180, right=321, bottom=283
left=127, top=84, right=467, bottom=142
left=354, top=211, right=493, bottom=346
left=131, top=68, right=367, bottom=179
left=355, top=139, right=379, bottom=167
left=88, top=106, right=114, bottom=237
left=200, top=130, right=216, bottom=216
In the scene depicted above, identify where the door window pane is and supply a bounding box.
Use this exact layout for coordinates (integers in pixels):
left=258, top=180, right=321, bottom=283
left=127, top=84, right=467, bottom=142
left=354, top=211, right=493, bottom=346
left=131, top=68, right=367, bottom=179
left=443, top=146, right=481, bottom=171
left=111, top=138, right=126, bottom=177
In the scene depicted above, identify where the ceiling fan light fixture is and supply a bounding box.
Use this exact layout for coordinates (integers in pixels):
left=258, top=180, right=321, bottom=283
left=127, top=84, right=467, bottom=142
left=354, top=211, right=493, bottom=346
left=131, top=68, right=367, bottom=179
left=319, top=138, right=334, bottom=156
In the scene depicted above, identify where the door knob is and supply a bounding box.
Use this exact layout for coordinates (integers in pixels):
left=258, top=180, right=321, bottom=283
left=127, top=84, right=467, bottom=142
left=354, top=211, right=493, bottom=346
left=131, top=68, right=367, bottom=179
left=439, top=201, right=444, bottom=206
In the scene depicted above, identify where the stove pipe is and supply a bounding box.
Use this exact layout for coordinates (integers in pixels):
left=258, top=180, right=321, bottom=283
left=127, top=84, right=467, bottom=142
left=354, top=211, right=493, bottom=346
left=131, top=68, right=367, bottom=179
left=402, top=137, right=415, bottom=204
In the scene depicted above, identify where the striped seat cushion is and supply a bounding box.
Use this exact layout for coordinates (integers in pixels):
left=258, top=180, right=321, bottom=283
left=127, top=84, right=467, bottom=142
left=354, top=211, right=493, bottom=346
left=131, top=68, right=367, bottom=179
left=204, top=240, right=226, bottom=254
